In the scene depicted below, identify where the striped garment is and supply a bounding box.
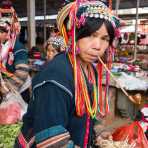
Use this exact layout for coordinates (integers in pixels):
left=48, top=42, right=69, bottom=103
left=16, top=125, right=75, bottom=148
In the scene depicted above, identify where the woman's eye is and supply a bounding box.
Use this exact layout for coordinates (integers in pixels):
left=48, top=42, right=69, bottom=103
left=101, top=37, right=110, bottom=42
left=91, top=33, right=98, bottom=38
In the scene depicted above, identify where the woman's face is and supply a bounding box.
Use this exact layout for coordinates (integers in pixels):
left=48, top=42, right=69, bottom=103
left=46, top=44, right=58, bottom=61
left=0, top=31, right=9, bottom=43
left=77, top=23, right=110, bottom=64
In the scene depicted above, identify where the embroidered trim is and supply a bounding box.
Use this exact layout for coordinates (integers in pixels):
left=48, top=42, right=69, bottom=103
left=50, top=80, right=73, bottom=97
left=36, top=132, right=70, bottom=148
left=14, top=49, right=28, bottom=55
left=33, top=80, right=73, bottom=98
left=35, top=125, right=68, bottom=144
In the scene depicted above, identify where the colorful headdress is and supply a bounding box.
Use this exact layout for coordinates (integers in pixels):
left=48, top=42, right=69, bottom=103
left=57, top=1, right=120, bottom=41
left=0, top=0, right=20, bottom=77
left=76, top=1, right=120, bottom=28
left=57, top=0, right=120, bottom=120
left=0, top=0, right=20, bottom=35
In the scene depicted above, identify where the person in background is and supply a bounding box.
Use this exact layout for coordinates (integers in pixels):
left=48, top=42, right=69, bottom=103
left=15, top=0, right=120, bottom=147
left=0, top=0, right=30, bottom=103
left=49, top=24, right=59, bottom=38
left=29, top=46, right=42, bottom=59
left=44, top=36, right=65, bottom=61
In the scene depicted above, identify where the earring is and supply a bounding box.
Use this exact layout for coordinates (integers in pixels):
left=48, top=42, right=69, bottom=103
left=76, top=47, right=80, bottom=54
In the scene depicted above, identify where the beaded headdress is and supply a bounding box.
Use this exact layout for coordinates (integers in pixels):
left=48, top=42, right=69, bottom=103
left=76, top=1, right=120, bottom=28
left=57, top=0, right=120, bottom=42
left=46, top=36, right=65, bottom=50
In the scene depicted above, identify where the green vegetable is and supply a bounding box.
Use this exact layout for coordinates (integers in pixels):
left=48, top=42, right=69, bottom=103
left=0, top=122, right=22, bottom=148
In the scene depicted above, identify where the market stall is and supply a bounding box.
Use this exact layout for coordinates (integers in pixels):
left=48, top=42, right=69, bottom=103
left=95, top=1, right=148, bottom=144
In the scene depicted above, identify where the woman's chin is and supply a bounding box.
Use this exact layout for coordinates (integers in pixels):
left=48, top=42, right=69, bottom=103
left=94, top=59, right=99, bottom=63
left=87, top=59, right=98, bottom=64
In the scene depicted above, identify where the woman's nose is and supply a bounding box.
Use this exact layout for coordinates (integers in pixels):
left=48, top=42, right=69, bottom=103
left=93, top=38, right=101, bottom=50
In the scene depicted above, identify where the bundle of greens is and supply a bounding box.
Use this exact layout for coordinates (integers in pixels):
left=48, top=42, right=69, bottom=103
left=0, top=122, right=22, bottom=148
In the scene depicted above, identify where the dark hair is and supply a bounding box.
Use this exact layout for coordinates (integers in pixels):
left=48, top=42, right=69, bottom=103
left=0, top=0, right=12, bottom=8
left=76, top=18, right=115, bottom=45
left=0, top=26, right=8, bottom=33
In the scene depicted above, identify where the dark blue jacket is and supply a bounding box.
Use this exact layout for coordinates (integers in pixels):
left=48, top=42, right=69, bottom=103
left=15, top=52, right=95, bottom=147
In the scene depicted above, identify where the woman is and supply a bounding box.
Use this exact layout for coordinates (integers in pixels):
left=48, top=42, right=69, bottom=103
left=15, top=1, right=120, bottom=147
left=0, top=0, right=30, bottom=104
left=45, top=36, right=65, bottom=61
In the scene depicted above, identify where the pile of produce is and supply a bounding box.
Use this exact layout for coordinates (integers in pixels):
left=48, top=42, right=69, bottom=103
left=0, top=123, right=22, bottom=148
left=97, top=138, right=135, bottom=148
left=95, top=132, right=135, bottom=148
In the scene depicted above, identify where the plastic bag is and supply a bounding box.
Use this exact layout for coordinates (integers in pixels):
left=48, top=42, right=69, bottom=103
left=0, top=98, right=21, bottom=124
left=0, top=73, right=28, bottom=124
left=112, top=121, right=148, bottom=148
left=4, top=80, right=28, bottom=116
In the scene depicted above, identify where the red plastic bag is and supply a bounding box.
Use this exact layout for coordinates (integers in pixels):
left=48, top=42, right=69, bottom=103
left=112, top=121, right=148, bottom=148
left=0, top=99, right=21, bottom=124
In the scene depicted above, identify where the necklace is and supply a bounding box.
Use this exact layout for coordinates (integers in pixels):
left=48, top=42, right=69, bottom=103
left=68, top=52, right=111, bottom=118
left=69, top=53, right=98, bottom=118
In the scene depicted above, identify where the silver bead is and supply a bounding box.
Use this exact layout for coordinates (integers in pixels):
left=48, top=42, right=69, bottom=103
left=94, top=14, right=99, bottom=18
left=100, top=14, right=103, bottom=18
left=89, top=13, right=94, bottom=17
left=104, top=15, right=108, bottom=20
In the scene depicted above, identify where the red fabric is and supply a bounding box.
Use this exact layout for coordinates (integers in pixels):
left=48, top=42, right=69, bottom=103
left=83, top=115, right=90, bottom=148
left=18, top=133, right=27, bottom=148
left=0, top=101, right=21, bottom=124
left=112, top=121, right=148, bottom=148
left=18, top=132, right=35, bottom=148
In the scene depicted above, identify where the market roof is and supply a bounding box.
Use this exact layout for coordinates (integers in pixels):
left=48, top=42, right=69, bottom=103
left=12, top=0, right=148, bottom=17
